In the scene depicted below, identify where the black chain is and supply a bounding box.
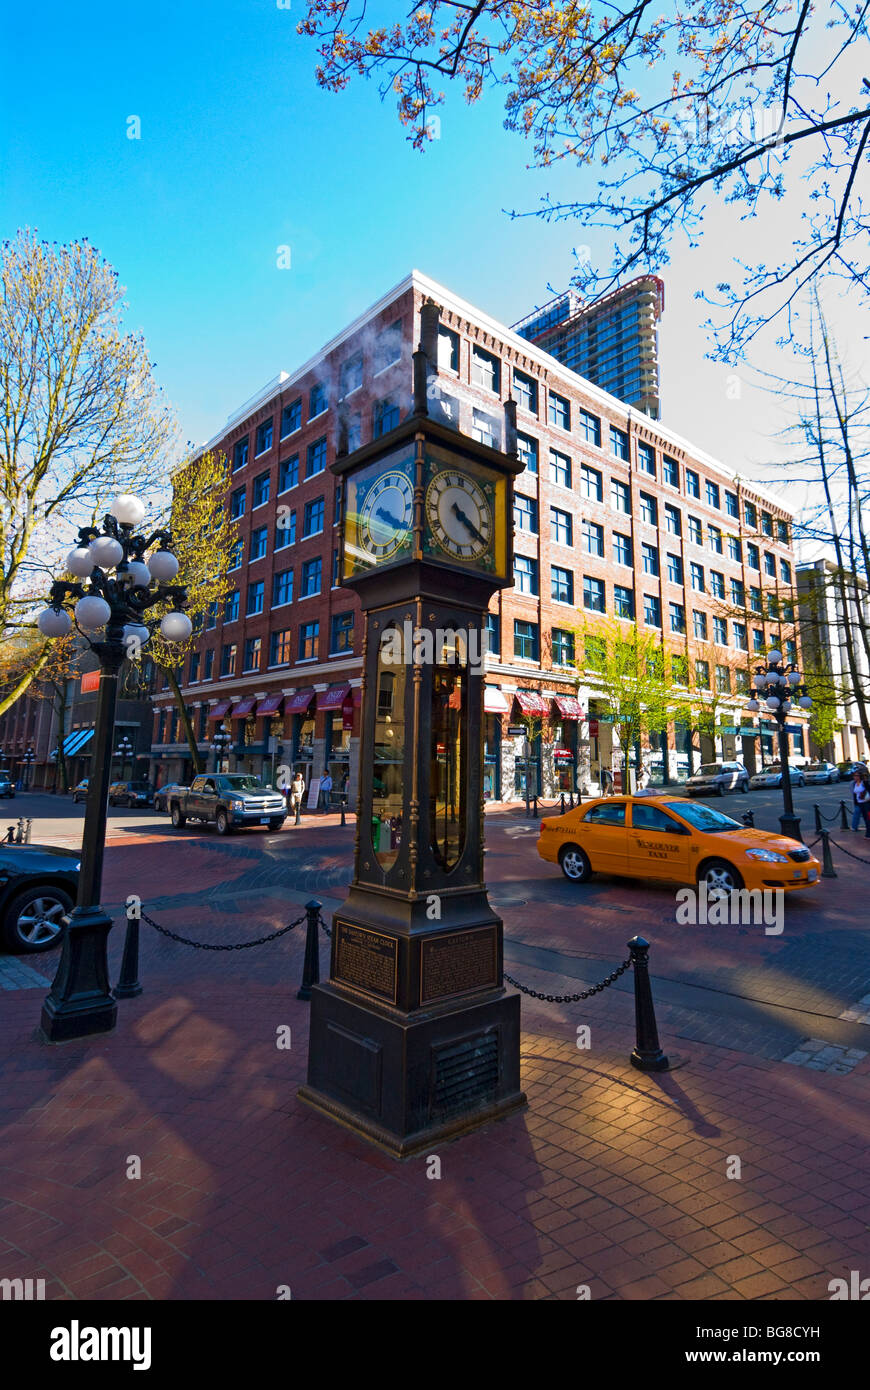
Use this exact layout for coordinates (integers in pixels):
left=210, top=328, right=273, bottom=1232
left=816, top=805, right=842, bottom=823
left=827, top=838, right=870, bottom=865
left=140, top=910, right=306, bottom=951
left=319, top=914, right=332, bottom=939
left=504, top=956, right=632, bottom=1004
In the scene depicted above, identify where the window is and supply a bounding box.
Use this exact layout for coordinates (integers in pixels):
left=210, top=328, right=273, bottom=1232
left=706, top=481, right=720, bottom=510
left=229, top=538, right=243, bottom=570
left=220, top=643, right=236, bottom=677
left=663, top=455, right=679, bottom=488
left=613, top=532, right=632, bottom=567
left=749, top=585, right=763, bottom=613
left=278, top=454, right=298, bottom=492
left=514, top=619, right=539, bottom=661
left=780, top=558, right=792, bottom=583
left=715, top=664, right=731, bottom=693
left=686, top=469, right=700, bottom=499
left=688, top=515, right=703, bottom=545
left=730, top=578, right=745, bottom=607
left=303, top=497, right=325, bottom=537
left=610, top=426, right=629, bottom=461
left=223, top=590, right=239, bottom=623
left=255, top=419, right=273, bottom=456
left=330, top=611, right=354, bottom=653
left=272, top=568, right=293, bottom=607
left=548, top=390, right=570, bottom=430
left=669, top=602, right=686, bottom=634
left=513, top=369, right=538, bottom=415
left=301, top=557, right=322, bottom=597
left=733, top=622, right=748, bottom=651
left=373, top=397, right=400, bottom=437
left=639, top=492, right=657, bottom=526
left=549, top=449, right=571, bottom=489
left=744, top=500, right=757, bottom=528
left=585, top=635, right=607, bottom=669
left=671, top=654, right=688, bottom=685
left=614, top=584, right=634, bottom=619
left=583, top=576, right=606, bottom=612
left=347, top=413, right=362, bottom=451
left=585, top=801, right=626, bottom=826
left=247, top=580, right=265, bottom=615
left=339, top=352, right=363, bottom=399
left=577, top=409, right=601, bottom=446
left=472, top=408, right=498, bottom=447
left=735, top=669, right=749, bottom=694
left=708, top=524, right=723, bottom=554
left=582, top=519, right=604, bottom=556
left=438, top=326, right=459, bottom=372
left=763, top=552, right=776, bottom=578
left=250, top=525, right=268, bottom=561
left=552, top=566, right=574, bottom=604
left=777, top=519, right=789, bottom=544
left=695, top=660, right=710, bottom=689
left=727, top=535, right=742, bottom=563
left=637, top=441, right=655, bottom=476
left=484, top=613, right=500, bottom=656
left=753, top=628, right=765, bottom=653
left=243, top=636, right=262, bottom=672
left=713, top=616, right=728, bottom=645
left=250, top=470, right=270, bottom=510
left=275, top=508, right=296, bottom=549
left=514, top=554, right=539, bottom=595
left=206, top=601, right=217, bottom=630
left=641, top=542, right=659, bottom=576
left=664, top=503, right=682, bottom=536
left=551, top=507, right=573, bottom=547
left=552, top=628, right=575, bottom=665
left=332, top=547, right=340, bottom=588
left=666, top=552, right=683, bottom=585
left=333, top=482, right=343, bottom=526
left=785, top=638, right=797, bottom=663
left=710, top=570, right=725, bottom=599
left=230, top=486, right=246, bottom=520
left=517, top=432, right=538, bottom=474
left=514, top=493, right=538, bottom=533
left=233, top=436, right=249, bottom=472
left=580, top=464, right=603, bottom=502
left=471, top=345, right=500, bottom=393
left=189, top=650, right=200, bottom=683
left=306, top=437, right=327, bottom=478
left=280, top=398, right=301, bottom=437
left=692, top=609, right=708, bottom=640
left=761, top=512, right=773, bottom=537
left=782, top=600, right=794, bottom=622
left=309, top=382, right=328, bottom=418
left=690, top=561, right=705, bottom=592
left=611, top=478, right=630, bottom=513
left=643, top=594, right=661, bottom=627
left=203, top=649, right=214, bottom=680
left=299, top=621, right=319, bottom=661
left=767, top=593, right=779, bottom=619
left=270, top=628, right=293, bottom=666
left=725, top=490, right=739, bottom=518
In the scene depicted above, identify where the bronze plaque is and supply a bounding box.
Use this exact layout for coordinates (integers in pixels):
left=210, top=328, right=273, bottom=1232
left=420, top=926, right=498, bottom=1004
left=333, top=920, right=399, bottom=1005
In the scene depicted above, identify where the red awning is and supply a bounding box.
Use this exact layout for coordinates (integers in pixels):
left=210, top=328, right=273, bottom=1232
left=230, top=697, right=257, bottom=718
left=317, top=682, right=351, bottom=711
left=207, top=700, right=233, bottom=721
left=285, top=687, right=315, bottom=714
left=553, top=747, right=575, bottom=760
left=484, top=687, right=510, bottom=714
left=256, top=693, right=284, bottom=716
left=515, top=691, right=548, bottom=716
left=554, top=695, right=584, bottom=719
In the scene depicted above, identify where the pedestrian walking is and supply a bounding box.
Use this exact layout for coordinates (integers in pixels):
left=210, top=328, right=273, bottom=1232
left=852, top=767, right=870, bottom=838
left=319, top=770, right=333, bottom=812
left=288, top=771, right=305, bottom=817
left=600, top=766, right=613, bottom=796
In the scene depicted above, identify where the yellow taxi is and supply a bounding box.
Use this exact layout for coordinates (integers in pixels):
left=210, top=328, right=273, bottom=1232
left=537, top=795, right=821, bottom=895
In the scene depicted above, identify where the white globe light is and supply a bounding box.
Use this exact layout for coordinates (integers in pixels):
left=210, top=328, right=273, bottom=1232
left=122, top=623, right=151, bottom=649
left=787, top=670, right=801, bottom=685
left=125, top=560, right=152, bottom=587
left=89, top=535, right=124, bottom=570
left=766, top=695, right=780, bottom=709
left=148, top=548, right=179, bottom=581
left=111, top=494, right=146, bottom=526
left=75, top=594, right=111, bottom=630
left=753, top=673, right=766, bottom=689
left=66, top=546, right=95, bottom=578
left=767, top=649, right=783, bottom=665
left=799, top=695, right=812, bottom=708
left=781, top=700, right=791, bottom=712
left=746, top=699, right=759, bottom=712
left=37, top=606, right=72, bottom=637
left=160, top=611, right=192, bottom=642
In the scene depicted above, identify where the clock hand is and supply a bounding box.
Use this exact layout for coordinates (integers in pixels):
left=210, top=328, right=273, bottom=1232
left=451, top=500, right=486, bottom=546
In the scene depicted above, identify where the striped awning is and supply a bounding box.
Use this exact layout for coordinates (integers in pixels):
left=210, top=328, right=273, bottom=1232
left=484, top=687, right=510, bottom=714
left=554, top=695, right=584, bottom=719
left=514, top=691, right=548, bottom=716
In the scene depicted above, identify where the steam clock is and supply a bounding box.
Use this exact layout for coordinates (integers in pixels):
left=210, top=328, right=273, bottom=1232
left=298, top=306, right=526, bottom=1157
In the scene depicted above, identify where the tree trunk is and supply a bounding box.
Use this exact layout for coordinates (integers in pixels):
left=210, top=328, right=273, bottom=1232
left=0, top=642, right=51, bottom=719
left=165, top=665, right=204, bottom=775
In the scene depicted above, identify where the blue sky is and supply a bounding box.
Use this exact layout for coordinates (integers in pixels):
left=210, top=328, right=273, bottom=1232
left=3, top=1, right=861, bottom=504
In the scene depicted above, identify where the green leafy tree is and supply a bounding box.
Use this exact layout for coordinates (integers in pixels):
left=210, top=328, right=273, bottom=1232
left=574, top=618, right=676, bottom=780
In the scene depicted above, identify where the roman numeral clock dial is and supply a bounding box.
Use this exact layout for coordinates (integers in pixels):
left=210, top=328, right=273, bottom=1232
left=425, top=470, right=493, bottom=563
left=359, top=470, right=414, bottom=561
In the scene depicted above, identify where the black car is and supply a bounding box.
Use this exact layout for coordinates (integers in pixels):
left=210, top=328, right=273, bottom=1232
left=0, top=769, right=15, bottom=799
left=0, top=843, right=80, bottom=952
left=108, top=780, right=154, bottom=808
left=71, top=779, right=89, bottom=803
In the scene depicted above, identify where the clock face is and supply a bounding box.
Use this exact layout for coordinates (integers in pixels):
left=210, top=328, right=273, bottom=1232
left=359, top=470, right=414, bottom=561
left=425, top=469, right=493, bottom=562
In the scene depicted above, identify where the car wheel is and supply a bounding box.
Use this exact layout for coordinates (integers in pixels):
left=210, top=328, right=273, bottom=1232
left=170, top=804, right=186, bottom=828
left=716, top=782, right=725, bottom=797
left=216, top=809, right=231, bottom=835
left=699, top=858, right=744, bottom=896
left=559, top=845, right=592, bottom=882
left=3, top=885, right=73, bottom=953
left=268, top=818, right=284, bottom=831
left=740, top=780, right=749, bottom=794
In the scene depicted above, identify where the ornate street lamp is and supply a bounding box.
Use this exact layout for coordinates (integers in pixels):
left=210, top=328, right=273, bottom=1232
left=210, top=723, right=232, bottom=772
left=34, top=493, right=189, bottom=1041
left=22, top=745, right=35, bottom=790
left=745, top=649, right=812, bottom=842
left=116, top=734, right=134, bottom=781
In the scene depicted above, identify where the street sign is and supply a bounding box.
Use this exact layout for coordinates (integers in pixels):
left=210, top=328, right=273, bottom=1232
left=738, top=727, right=760, bottom=737
left=507, top=724, right=526, bottom=737
left=718, top=724, right=738, bottom=735
left=588, top=718, right=599, bottom=737
left=80, top=670, right=100, bottom=693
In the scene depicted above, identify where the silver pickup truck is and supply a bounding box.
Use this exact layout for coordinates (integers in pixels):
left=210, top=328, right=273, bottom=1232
left=168, top=773, right=286, bottom=835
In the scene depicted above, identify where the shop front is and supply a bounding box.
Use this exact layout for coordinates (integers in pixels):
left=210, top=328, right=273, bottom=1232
left=318, top=683, right=355, bottom=798
left=286, top=687, right=316, bottom=783
left=551, top=694, right=583, bottom=792
left=512, top=691, right=548, bottom=797
left=483, top=685, right=509, bottom=800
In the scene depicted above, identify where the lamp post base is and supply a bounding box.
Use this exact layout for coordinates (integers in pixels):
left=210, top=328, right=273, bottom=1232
left=39, top=905, right=118, bottom=1042
left=779, top=812, right=803, bottom=843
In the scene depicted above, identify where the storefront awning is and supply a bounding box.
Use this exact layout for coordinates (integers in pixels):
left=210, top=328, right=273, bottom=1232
left=484, top=687, right=510, bottom=714
left=208, top=700, right=233, bottom=722
left=554, top=695, right=584, bottom=719
left=286, top=687, right=316, bottom=714
left=230, top=697, right=257, bottom=718
left=317, top=682, right=351, bottom=711
left=50, top=728, right=95, bottom=758
left=256, top=693, right=284, bottom=716
left=515, top=691, right=548, bottom=716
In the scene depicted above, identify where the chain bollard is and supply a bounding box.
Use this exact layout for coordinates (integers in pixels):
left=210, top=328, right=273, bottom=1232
left=560, top=792, right=566, bottom=815
left=24, top=819, right=32, bottom=844
left=532, top=793, right=538, bottom=817
left=742, top=809, right=755, bottom=828
left=568, top=791, right=575, bottom=810
left=813, top=803, right=823, bottom=835
left=820, top=829, right=837, bottom=879
left=113, top=904, right=143, bottom=999
left=628, top=936, right=669, bottom=1072
left=840, top=800, right=849, bottom=830
left=340, top=799, right=346, bottom=827
left=297, top=898, right=322, bottom=1001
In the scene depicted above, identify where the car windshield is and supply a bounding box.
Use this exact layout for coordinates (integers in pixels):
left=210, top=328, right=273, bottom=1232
left=663, top=801, right=741, bottom=833
left=215, top=775, right=265, bottom=792
left=696, top=764, right=723, bottom=775
left=805, top=765, right=827, bottom=773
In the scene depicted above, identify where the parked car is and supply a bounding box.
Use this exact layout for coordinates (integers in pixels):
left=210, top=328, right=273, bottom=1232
left=749, top=765, right=806, bottom=790
left=836, top=760, right=868, bottom=781
left=0, top=842, right=80, bottom=952
left=537, top=795, right=820, bottom=894
left=0, top=769, right=15, bottom=799
left=802, top=762, right=840, bottom=785
left=71, top=779, right=89, bottom=803
left=153, top=782, right=187, bottom=813
left=166, top=774, right=287, bottom=834
left=685, top=761, right=749, bottom=797
left=108, top=780, right=154, bottom=807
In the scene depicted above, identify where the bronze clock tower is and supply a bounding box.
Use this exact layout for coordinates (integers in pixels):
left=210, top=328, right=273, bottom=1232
left=298, top=303, right=526, bottom=1158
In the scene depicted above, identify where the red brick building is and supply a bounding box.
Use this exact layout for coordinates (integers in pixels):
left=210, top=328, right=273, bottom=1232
left=151, top=271, right=803, bottom=800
